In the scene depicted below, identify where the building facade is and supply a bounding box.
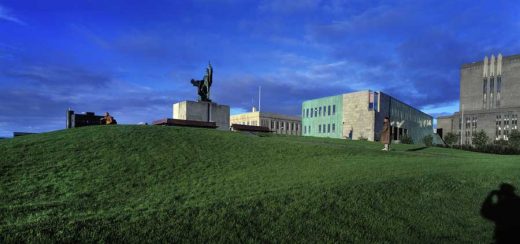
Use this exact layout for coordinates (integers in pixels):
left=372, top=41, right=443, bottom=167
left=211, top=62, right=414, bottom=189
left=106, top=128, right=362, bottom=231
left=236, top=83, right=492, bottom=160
left=437, top=53, right=520, bottom=144
left=230, top=108, right=301, bottom=135
left=301, top=90, right=433, bottom=144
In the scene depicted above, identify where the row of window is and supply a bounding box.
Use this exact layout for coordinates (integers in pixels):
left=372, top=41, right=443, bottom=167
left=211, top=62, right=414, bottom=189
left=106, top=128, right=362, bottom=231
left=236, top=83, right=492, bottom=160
left=303, top=123, right=336, bottom=134
left=302, top=105, right=336, bottom=118
left=483, top=76, right=502, bottom=109
left=392, top=127, right=409, bottom=141
left=268, top=120, right=299, bottom=131
left=237, top=120, right=300, bottom=131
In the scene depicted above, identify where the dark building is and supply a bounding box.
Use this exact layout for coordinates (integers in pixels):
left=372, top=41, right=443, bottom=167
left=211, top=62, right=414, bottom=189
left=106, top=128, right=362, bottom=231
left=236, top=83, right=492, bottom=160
left=438, top=53, right=520, bottom=145
left=13, top=132, right=37, bottom=137
left=66, top=110, right=105, bottom=128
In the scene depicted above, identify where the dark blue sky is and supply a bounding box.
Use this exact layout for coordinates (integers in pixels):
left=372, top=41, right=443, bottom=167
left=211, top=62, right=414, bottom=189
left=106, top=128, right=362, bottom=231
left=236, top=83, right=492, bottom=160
left=1, top=0, right=519, bottom=137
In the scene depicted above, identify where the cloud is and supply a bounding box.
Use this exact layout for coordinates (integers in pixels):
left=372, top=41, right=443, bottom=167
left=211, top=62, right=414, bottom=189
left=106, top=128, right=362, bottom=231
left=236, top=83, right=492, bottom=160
left=0, top=63, right=186, bottom=137
left=0, top=5, right=25, bottom=25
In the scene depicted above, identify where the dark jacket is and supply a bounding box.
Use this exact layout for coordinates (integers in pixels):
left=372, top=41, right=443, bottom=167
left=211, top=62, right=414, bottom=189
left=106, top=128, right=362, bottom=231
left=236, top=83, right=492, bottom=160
left=381, top=120, right=391, bottom=144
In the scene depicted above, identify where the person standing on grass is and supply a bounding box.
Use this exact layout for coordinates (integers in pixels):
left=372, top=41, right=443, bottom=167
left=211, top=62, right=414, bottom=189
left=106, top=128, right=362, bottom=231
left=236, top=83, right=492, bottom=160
left=381, top=116, right=391, bottom=151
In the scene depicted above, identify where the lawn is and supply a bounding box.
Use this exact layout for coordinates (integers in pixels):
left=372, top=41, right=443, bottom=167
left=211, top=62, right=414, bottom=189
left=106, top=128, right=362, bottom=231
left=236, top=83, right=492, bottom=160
left=1, top=125, right=519, bottom=242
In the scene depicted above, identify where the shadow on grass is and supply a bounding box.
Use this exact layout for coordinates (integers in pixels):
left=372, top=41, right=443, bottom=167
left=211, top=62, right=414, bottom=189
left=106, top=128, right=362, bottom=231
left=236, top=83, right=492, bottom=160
left=406, top=147, right=428, bottom=152
left=481, top=183, right=520, bottom=243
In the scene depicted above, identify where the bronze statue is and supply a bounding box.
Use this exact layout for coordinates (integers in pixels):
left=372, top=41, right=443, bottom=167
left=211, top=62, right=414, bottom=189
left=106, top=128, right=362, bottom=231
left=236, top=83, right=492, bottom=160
left=191, top=62, right=213, bottom=102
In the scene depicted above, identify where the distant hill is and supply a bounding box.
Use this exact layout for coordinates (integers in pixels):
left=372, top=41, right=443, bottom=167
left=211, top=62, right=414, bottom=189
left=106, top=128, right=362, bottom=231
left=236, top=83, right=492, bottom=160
left=1, top=125, right=519, bottom=242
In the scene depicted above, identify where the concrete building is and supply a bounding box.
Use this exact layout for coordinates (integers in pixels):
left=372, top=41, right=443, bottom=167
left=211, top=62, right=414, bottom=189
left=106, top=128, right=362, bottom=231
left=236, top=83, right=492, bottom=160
left=230, top=108, right=301, bottom=135
left=301, top=90, right=433, bottom=144
left=437, top=53, right=520, bottom=144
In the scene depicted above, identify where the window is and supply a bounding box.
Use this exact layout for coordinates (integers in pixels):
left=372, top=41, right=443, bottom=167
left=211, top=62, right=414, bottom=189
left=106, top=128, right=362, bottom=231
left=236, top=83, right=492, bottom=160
left=271, top=121, right=274, bottom=129
left=328, top=105, right=331, bottom=116
left=483, top=78, right=487, bottom=107
left=314, top=108, right=318, bottom=117
left=333, top=105, right=336, bottom=115
left=306, top=109, right=309, bottom=118
left=332, top=123, right=335, bottom=133
left=319, top=107, right=322, bottom=116
left=497, top=76, right=502, bottom=107
left=309, top=126, right=311, bottom=134
left=304, top=126, right=306, bottom=134
left=319, top=124, right=322, bottom=133
left=374, top=92, right=379, bottom=111
left=328, top=124, right=331, bottom=133
left=490, top=77, right=495, bottom=108
left=369, top=92, right=375, bottom=110
left=310, top=108, right=313, bottom=118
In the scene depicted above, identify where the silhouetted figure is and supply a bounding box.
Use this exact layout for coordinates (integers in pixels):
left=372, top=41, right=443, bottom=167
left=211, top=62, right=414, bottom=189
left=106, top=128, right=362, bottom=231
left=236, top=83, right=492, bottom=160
left=481, top=183, right=520, bottom=243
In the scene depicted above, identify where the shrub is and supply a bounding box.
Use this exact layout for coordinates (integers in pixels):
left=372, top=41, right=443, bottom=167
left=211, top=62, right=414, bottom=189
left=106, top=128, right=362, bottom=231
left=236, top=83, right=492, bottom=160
left=472, top=130, right=489, bottom=147
left=494, top=139, right=509, bottom=146
left=509, top=130, right=520, bottom=148
left=358, top=136, right=368, bottom=141
left=400, top=134, right=413, bottom=144
left=444, top=132, right=458, bottom=147
left=422, top=134, right=433, bottom=147
left=436, top=143, right=520, bottom=155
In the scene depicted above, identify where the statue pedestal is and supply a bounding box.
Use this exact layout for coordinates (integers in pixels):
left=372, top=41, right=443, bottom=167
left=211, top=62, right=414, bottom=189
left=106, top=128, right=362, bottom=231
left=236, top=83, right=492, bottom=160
left=173, top=101, right=230, bottom=130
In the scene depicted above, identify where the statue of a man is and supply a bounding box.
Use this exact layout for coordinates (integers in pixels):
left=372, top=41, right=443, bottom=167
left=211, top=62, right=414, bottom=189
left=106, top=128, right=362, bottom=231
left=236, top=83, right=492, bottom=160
left=191, top=62, right=213, bottom=102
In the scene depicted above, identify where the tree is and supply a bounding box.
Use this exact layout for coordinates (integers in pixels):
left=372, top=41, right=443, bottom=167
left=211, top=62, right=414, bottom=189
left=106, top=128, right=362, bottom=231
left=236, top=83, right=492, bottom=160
left=509, top=130, right=520, bottom=148
left=422, top=134, right=433, bottom=147
left=444, top=132, right=458, bottom=147
left=472, top=130, right=489, bottom=147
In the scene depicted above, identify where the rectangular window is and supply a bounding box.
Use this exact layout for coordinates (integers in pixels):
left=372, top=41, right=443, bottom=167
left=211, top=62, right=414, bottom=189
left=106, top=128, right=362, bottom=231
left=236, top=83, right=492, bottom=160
left=374, top=92, right=379, bottom=112
left=319, top=107, right=322, bottom=116
left=368, top=92, right=374, bottom=110
left=333, top=105, right=336, bottom=115
left=328, top=105, right=331, bottom=116
left=306, top=109, right=309, bottom=118
left=319, top=124, right=321, bottom=133
left=328, top=124, right=331, bottom=133
left=304, top=126, right=306, bottom=134
left=310, top=108, right=313, bottom=118
left=483, top=78, right=487, bottom=107
left=332, top=123, right=335, bottom=133
left=497, top=76, right=502, bottom=107
left=490, top=77, right=495, bottom=108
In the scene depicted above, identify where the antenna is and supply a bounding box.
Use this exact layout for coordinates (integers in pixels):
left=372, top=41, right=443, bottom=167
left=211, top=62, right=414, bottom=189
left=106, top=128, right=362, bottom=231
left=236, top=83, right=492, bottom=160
left=259, top=86, right=261, bottom=112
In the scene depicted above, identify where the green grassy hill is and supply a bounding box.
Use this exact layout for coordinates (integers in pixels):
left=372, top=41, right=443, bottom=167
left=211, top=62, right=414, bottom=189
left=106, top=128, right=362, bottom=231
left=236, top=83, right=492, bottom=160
left=1, top=125, right=519, bottom=242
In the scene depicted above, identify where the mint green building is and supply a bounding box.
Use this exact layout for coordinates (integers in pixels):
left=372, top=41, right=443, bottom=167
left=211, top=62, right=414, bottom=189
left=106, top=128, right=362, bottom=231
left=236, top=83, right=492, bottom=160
left=301, top=90, right=433, bottom=144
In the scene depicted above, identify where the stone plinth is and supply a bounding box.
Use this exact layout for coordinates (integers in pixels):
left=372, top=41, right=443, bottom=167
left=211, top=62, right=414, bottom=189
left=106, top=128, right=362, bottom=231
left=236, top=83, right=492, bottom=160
left=173, top=101, right=230, bottom=130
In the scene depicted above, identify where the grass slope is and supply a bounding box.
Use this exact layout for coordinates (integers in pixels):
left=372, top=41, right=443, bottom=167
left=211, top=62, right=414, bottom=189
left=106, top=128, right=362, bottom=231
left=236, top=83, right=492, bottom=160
left=1, top=125, right=519, bottom=242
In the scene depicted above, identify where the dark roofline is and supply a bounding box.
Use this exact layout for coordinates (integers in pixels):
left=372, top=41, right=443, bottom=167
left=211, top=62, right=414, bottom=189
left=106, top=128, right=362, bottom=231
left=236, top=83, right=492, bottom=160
left=379, top=91, right=433, bottom=119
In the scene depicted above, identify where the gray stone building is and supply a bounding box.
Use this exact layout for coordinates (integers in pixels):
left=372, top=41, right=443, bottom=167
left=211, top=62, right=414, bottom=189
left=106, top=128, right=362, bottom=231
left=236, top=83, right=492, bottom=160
left=437, top=53, right=520, bottom=144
